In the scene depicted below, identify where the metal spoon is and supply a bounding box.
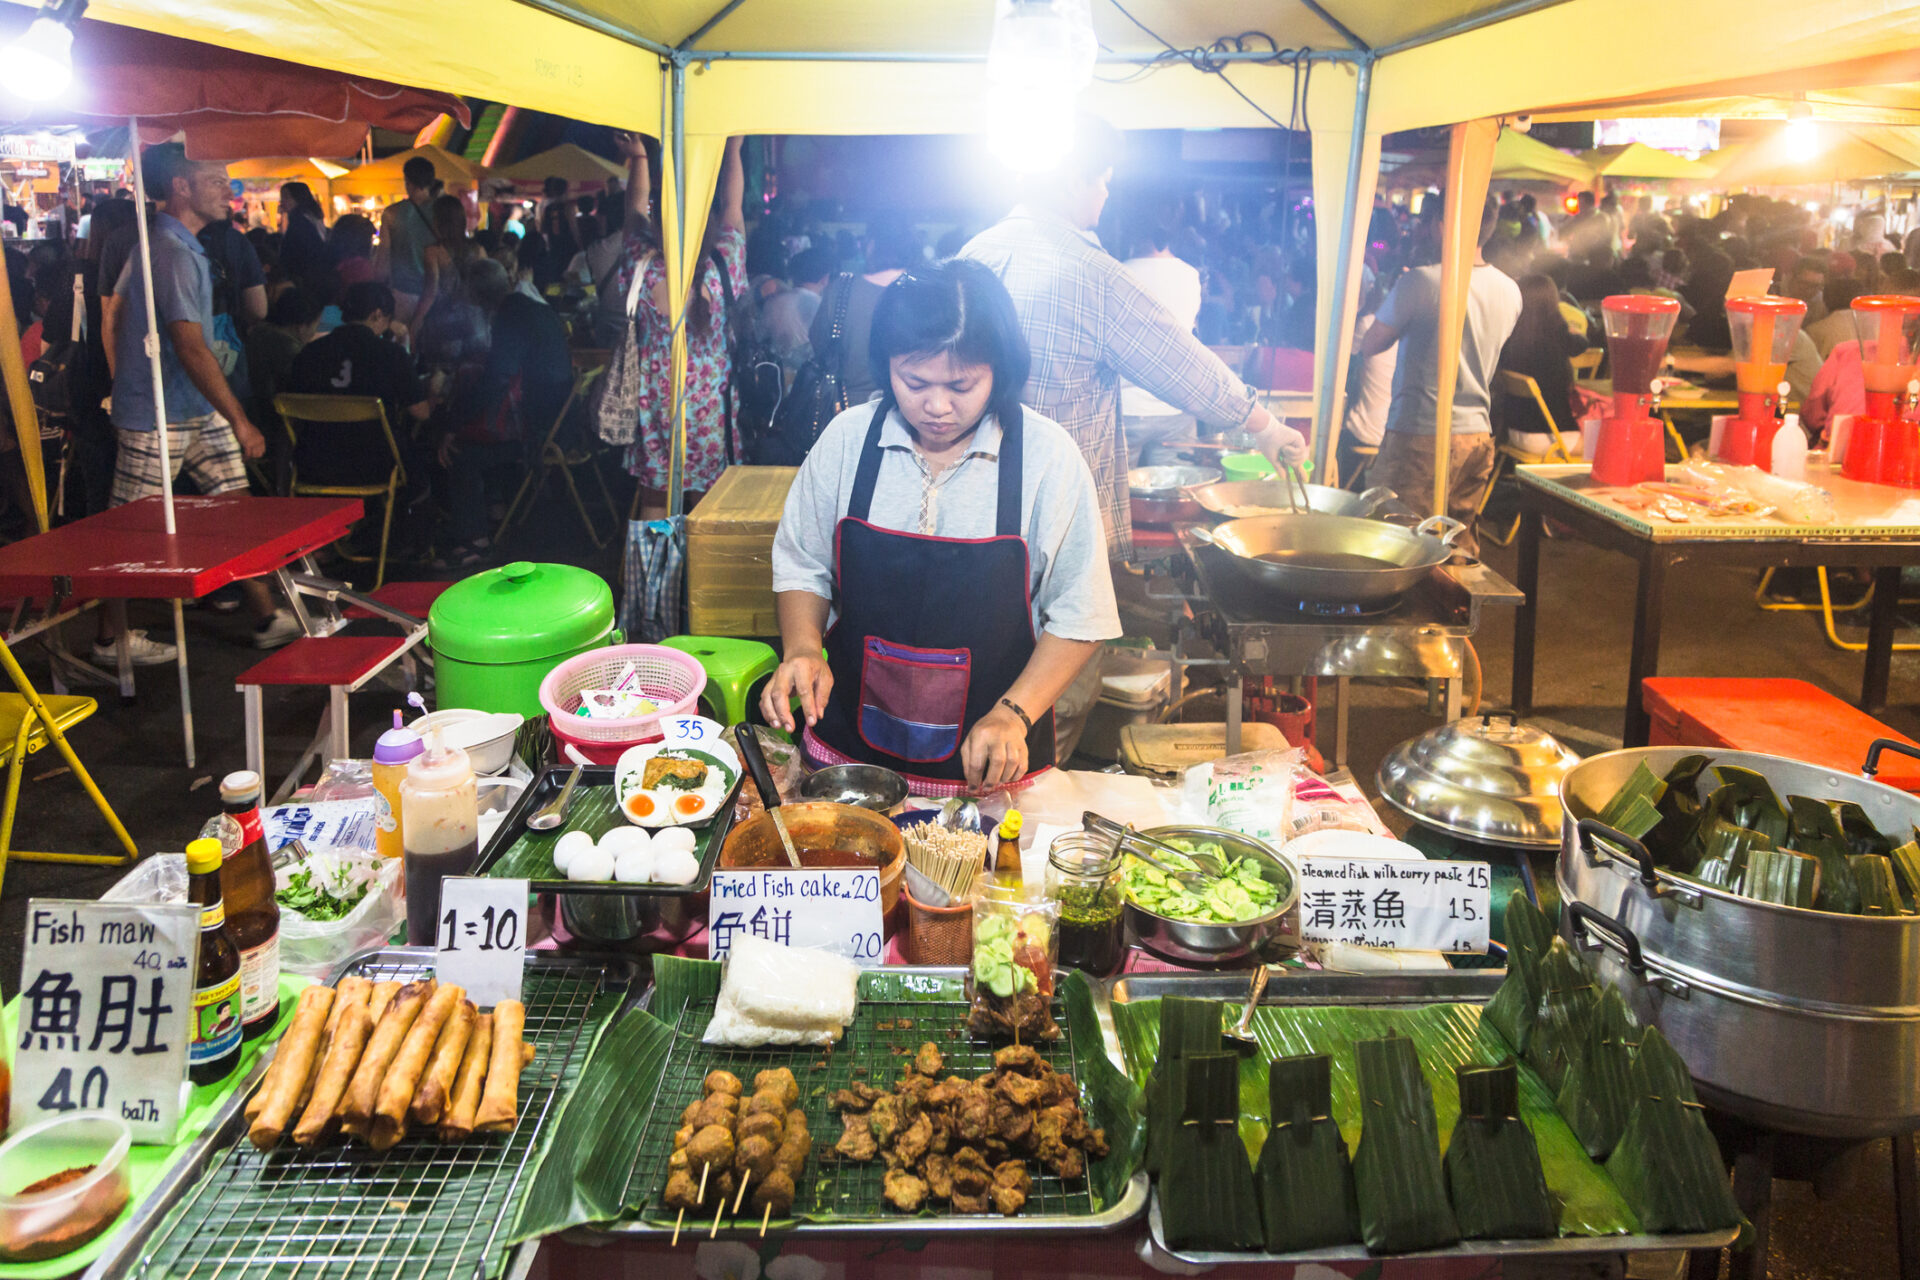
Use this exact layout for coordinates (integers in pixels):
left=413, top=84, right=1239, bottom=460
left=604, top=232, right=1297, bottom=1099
left=939, top=796, right=981, bottom=831
left=525, top=764, right=583, bottom=831
left=1081, top=812, right=1216, bottom=889
left=737, top=728, right=803, bottom=868
left=1224, top=965, right=1269, bottom=1051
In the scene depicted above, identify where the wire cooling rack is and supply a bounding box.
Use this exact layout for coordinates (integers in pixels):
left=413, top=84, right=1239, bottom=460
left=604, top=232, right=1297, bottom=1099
left=622, top=983, right=1099, bottom=1227
left=115, top=949, right=635, bottom=1280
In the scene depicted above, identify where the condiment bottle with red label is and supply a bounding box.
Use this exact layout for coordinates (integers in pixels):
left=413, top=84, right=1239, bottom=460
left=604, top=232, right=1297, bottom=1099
left=218, top=771, right=283, bottom=1040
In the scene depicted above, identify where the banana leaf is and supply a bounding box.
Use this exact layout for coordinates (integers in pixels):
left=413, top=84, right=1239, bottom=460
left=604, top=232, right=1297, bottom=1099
left=1353, top=1032, right=1460, bottom=1253
left=1787, top=796, right=1861, bottom=914
left=1446, top=1062, right=1557, bottom=1239
left=1605, top=1028, right=1743, bottom=1234
left=1738, top=846, right=1820, bottom=910
left=1256, top=1054, right=1360, bottom=1253
left=1485, top=890, right=1553, bottom=1054
left=1160, top=1053, right=1263, bottom=1251
left=1146, top=997, right=1224, bottom=1175
left=1556, top=987, right=1636, bottom=1160
left=1852, top=854, right=1905, bottom=915
left=1688, top=819, right=1767, bottom=891
left=1834, top=800, right=1896, bottom=859
left=1891, top=841, right=1920, bottom=909
left=1595, top=762, right=1668, bottom=840
left=1525, top=938, right=1599, bottom=1095
left=1644, top=755, right=1714, bottom=869
left=1712, top=767, right=1790, bottom=848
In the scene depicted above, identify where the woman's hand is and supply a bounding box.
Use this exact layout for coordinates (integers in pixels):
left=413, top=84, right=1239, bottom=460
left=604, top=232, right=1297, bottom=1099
left=761, top=652, right=833, bottom=733
left=1246, top=405, right=1309, bottom=469
left=960, top=705, right=1029, bottom=793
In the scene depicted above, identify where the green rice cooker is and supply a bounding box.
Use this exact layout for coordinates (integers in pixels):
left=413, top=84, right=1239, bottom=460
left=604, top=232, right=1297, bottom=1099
left=429, top=561, right=619, bottom=717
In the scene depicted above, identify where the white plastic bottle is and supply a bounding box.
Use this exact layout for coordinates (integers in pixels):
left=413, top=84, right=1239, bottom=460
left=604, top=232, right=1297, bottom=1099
left=1771, top=412, right=1809, bottom=480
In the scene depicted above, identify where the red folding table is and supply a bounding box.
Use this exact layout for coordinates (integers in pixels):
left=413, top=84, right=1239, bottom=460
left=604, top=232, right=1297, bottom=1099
left=0, top=494, right=379, bottom=767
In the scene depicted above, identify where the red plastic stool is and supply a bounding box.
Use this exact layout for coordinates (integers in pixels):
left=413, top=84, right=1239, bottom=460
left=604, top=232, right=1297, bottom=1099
left=341, top=579, right=452, bottom=623
left=236, top=635, right=412, bottom=802
left=1640, top=677, right=1920, bottom=793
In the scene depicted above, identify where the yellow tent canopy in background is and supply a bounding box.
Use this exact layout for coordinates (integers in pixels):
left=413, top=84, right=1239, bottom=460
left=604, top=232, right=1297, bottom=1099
left=490, top=142, right=626, bottom=191
left=1391, top=128, right=1595, bottom=187
left=329, top=144, right=491, bottom=201
left=1712, top=122, right=1920, bottom=187
left=1580, top=141, right=1716, bottom=180
left=225, top=156, right=348, bottom=193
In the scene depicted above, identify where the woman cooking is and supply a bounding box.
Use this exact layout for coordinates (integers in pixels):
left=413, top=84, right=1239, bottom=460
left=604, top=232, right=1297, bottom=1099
left=764, top=260, right=1121, bottom=795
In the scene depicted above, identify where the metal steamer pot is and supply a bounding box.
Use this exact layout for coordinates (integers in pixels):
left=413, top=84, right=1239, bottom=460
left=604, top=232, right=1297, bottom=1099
left=1191, top=513, right=1466, bottom=605
left=1560, top=741, right=1920, bottom=1138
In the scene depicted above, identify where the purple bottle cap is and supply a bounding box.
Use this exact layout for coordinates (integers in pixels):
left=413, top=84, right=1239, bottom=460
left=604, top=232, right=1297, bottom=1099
left=374, top=709, right=425, bottom=765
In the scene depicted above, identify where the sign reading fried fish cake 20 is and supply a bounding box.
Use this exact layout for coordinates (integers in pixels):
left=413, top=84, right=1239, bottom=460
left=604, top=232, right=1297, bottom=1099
left=1296, top=857, right=1492, bottom=954
left=17, top=901, right=200, bottom=1141
left=708, top=868, right=885, bottom=965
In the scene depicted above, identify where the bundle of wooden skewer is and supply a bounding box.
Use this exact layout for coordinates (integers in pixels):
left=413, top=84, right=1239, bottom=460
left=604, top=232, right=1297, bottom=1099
left=902, top=822, right=990, bottom=903
left=243, top=977, right=532, bottom=1152
left=662, top=1067, right=811, bottom=1243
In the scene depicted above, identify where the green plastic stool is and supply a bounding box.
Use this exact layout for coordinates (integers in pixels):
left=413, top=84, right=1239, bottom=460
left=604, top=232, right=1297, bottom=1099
left=660, top=636, right=779, bottom=726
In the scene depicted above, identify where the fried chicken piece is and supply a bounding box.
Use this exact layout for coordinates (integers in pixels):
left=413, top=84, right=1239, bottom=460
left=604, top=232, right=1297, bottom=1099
left=743, top=1089, right=789, bottom=1120
left=1049, top=1146, right=1085, bottom=1180
left=950, top=1191, right=990, bottom=1215
left=668, top=1147, right=690, bottom=1175
left=913, top=1042, right=944, bottom=1076
left=663, top=1169, right=702, bottom=1210
left=894, top=1112, right=933, bottom=1165
left=897, top=1073, right=935, bottom=1107
left=993, top=1044, right=1044, bottom=1075
left=828, top=1087, right=876, bottom=1113
left=997, top=1071, right=1046, bottom=1108
left=685, top=1123, right=735, bottom=1172
left=673, top=1124, right=695, bottom=1150
left=681, top=1100, right=704, bottom=1126
left=974, top=1073, right=997, bottom=1090
left=867, top=1094, right=904, bottom=1146
left=1084, top=1127, right=1109, bottom=1158
left=955, top=1085, right=993, bottom=1144
left=990, top=1096, right=1034, bottom=1146
left=751, top=1168, right=796, bottom=1215
left=735, top=1133, right=779, bottom=1180
left=686, top=1095, right=738, bottom=1129
left=833, top=1112, right=877, bottom=1161
left=991, top=1160, right=1032, bottom=1216
left=738, top=1112, right=783, bottom=1145
left=753, top=1068, right=801, bottom=1108
left=883, top=1168, right=930, bottom=1212
left=923, top=1079, right=964, bottom=1110
left=923, top=1152, right=954, bottom=1200
left=949, top=1146, right=992, bottom=1197
left=1034, top=1072, right=1075, bottom=1108
left=703, top=1070, right=744, bottom=1096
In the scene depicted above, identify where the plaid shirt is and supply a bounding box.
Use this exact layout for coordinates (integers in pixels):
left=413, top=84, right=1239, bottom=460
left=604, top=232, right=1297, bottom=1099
left=963, top=208, right=1256, bottom=562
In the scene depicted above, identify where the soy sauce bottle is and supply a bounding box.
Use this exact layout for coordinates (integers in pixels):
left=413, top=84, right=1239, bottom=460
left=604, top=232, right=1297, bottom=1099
left=186, top=837, right=242, bottom=1085
left=219, top=772, right=283, bottom=1040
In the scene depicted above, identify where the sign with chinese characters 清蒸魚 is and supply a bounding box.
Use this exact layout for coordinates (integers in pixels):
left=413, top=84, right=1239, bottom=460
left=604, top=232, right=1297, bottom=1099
left=14, top=901, right=201, bottom=1141
left=1295, top=856, right=1492, bottom=954
left=707, top=867, right=885, bottom=965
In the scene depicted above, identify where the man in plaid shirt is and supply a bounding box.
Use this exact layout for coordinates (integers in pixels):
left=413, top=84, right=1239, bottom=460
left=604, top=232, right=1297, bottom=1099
left=962, top=119, right=1307, bottom=564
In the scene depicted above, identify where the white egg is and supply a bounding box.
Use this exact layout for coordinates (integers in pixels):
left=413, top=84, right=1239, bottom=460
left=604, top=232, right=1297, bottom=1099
left=652, top=827, right=697, bottom=857
left=568, top=846, right=616, bottom=882
left=668, top=790, right=717, bottom=825
left=613, top=847, right=657, bottom=883
left=598, top=826, right=653, bottom=857
left=552, top=830, right=594, bottom=874
left=621, top=788, right=675, bottom=827
left=653, top=848, right=700, bottom=884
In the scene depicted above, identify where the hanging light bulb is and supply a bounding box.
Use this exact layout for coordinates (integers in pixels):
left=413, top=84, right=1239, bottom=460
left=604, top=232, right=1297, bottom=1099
left=0, top=0, right=86, bottom=104
left=984, top=0, right=1097, bottom=174
left=1783, top=97, right=1818, bottom=164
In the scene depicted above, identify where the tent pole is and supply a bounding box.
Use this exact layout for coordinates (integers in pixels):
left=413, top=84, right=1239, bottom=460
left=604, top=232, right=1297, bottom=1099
left=1295, top=0, right=1370, bottom=50
left=689, top=47, right=1365, bottom=64
left=1373, top=0, right=1577, bottom=56
left=512, top=0, right=676, bottom=56
left=668, top=57, right=686, bottom=520
left=679, top=0, right=749, bottom=50
left=127, top=116, right=176, bottom=536
left=1310, top=56, right=1373, bottom=480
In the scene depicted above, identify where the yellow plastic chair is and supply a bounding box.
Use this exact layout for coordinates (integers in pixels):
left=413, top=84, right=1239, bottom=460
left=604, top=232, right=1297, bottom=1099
left=1753, top=568, right=1918, bottom=653
left=496, top=356, right=620, bottom=548
left=1570, top=347, right=1604, bottom=378
left=275, top=393, right=407, bottom=588
left=0, top=638, right=138, bottom=896
left=1481, top=371, right=1577, bottom=547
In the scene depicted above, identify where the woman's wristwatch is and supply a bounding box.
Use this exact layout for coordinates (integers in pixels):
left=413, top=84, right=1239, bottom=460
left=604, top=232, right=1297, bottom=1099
left=999, top=697, right=1033, bottom=732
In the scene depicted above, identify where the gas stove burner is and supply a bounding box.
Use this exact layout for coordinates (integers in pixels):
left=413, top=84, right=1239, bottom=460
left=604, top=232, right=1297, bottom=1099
left=1292, top=597, right=1395, bottom=619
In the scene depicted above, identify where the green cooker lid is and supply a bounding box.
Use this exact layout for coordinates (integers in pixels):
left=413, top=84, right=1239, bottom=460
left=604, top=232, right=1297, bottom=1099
left=429, top=561, right=613, bottom=664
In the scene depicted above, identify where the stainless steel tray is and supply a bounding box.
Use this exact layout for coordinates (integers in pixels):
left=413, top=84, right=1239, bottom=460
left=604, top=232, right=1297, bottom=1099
left=583, top=965, right=1149, bottom=1238
left=1106, top=970, right=1739, bottom=1265
left=86, top=947, right=644, bottom=1280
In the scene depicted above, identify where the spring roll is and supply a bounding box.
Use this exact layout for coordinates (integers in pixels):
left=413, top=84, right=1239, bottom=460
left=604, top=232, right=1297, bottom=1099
left=474, top=999, right=527, bottom=1132
left=522, top=1041, right=536, bottom=1068
left=367, top=980, right=402, bottom=1025
left=370, top=983, right=464, bottom=1147
left=292, top=1000, right=373, bottom=1146
left=245, top=985, right=335, bottom=1149
left=410, top=999, right=477, bottom=1125
left=339, top=979, right=434, bottom=1137
left=438, top=1013, right=494, bottom=1140
left=298, top=977, right=371, bottom=1113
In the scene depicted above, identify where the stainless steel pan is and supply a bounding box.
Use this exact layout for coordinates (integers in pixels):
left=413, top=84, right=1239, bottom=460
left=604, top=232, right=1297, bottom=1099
left=1128, top=465, right=1221, bottom=524
left=1188, top=479, right=1397, bottom=520
left=1191, top=513, right=1465, bottom=604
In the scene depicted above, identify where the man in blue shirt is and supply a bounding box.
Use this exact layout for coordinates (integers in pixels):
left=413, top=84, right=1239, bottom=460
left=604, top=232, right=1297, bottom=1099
left=98, top=143, right=299, bottom=660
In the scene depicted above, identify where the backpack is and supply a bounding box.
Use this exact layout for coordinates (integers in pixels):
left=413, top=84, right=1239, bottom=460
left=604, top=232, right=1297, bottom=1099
left=27, top=268, right=87, bottom=423
left=591, top=249, right=654, bottom=447
left=707, top=249, right=782, bottom=466
left=757, top=272, right=853, bottom=465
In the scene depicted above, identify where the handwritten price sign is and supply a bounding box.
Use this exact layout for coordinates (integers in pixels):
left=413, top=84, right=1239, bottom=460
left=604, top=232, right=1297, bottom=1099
left=434, top=878, right=526, bottom=1007
left=1296, top=857, right=1492, bottom=954
left=709, top=867, right=885, bottom=965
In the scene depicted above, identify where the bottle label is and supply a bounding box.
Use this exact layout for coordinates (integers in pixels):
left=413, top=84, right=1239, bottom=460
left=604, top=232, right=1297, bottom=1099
left=200, top=901, right=225, bottom=930
left=374, top=789, right=397, bottom=835
left=239, top=934, right=280, bottom=1026
left=229, top=806, right=266, bottom=858
left=191, top=972, right=242, bottom=1066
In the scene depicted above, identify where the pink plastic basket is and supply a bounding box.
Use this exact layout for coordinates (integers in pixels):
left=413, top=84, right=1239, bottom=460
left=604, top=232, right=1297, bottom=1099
left=539, top=644, right=708, bottom=745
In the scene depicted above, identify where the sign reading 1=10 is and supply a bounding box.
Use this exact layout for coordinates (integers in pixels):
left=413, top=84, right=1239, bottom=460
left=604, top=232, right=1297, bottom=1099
left=435, top=878, right=527, bottom=1007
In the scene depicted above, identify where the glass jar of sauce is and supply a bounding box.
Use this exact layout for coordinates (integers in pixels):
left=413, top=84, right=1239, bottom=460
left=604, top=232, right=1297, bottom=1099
left=1047, top=832, right=1125, bottom=976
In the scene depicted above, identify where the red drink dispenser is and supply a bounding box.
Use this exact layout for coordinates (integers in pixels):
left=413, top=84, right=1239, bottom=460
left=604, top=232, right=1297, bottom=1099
left=1718, top=295, right=1806, bottom=467
left=1592, top=295, right=1681, bottom=486
left=1841, top=295, right=1920, bottom=486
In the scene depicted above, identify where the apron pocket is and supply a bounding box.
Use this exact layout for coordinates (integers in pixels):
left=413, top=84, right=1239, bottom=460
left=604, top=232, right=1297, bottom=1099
left=858, top=637, right=970, bottom=763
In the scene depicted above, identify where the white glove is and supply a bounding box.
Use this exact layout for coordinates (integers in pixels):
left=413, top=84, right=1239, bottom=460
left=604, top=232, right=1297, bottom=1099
left=1257, top=419, right=1310, bottom=469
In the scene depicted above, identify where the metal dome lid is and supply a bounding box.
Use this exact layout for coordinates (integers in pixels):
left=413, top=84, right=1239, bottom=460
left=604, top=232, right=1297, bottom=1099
left=1375, top=712, right=1581, bottom=850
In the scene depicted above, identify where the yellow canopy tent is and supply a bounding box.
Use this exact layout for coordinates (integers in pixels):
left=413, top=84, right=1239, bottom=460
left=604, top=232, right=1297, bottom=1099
left=1580, top=141, right=1716, bottom=180
left=329, top=144, right=492, bottom=202
left=1391, top=128, right=1594, bottom=188
left=490, top=142, right=626, bottom=192
left=1710, top=122, right=1920, bottom=186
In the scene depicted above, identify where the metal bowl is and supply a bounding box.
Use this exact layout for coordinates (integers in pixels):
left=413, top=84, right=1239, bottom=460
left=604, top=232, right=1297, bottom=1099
left=1123, top=825, right=1299, bottom=965
left=1129, top=465, right=1222, bottom=525
left=557, top=891, right=703, bottom=948
left=800, top=763, right=909, bottom=811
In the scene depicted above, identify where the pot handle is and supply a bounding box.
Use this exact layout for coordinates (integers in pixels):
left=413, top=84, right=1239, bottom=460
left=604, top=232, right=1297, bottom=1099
left=1414, top=514, right=1468, bottom=546
left=1188, top=524, right=1219, bottom=546
left=1567, top=901, right=1646, bottom=976
left=1356, top=485, right=1397, bottom=513
left=1862, top=738, right=1920, bottom=779
left=1576, top=817, right=1661, bottom=890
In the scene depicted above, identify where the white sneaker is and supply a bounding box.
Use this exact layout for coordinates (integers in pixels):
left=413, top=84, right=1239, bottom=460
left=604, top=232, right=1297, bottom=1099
left=92, top=629, right=178, bottom=667
left=251, top=609, right=304, bottom=650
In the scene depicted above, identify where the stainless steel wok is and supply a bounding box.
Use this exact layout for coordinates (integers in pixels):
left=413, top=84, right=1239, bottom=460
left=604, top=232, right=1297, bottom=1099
left=1191, top=513, right=1465, bottom=605
left=1188, top=479, right=1397, bottom=521
left=1128, top=465, right=1221, bottom=524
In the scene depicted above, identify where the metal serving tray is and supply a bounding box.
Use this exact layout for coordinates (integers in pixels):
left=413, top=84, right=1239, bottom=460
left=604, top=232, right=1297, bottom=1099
left=1103, top=971, right=1737, bottom=1265
left=584, top=966, right=1149, bottom=1238
left=86, top=948, right=644, bottom=1280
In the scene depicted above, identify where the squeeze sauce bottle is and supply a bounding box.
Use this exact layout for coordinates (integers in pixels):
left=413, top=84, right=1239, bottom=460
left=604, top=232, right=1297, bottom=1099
left=372, top=711, right=424, bottom=862
left=399, top=729, right=478, bottom=946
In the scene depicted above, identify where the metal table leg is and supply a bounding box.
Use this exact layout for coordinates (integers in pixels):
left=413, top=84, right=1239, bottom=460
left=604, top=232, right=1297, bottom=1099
left=1512, top=504, right=1542, bottom=715
left=1334, top=676, right=1350, bottom=770
left=1623, top=546, right=1670, bottom=748
left=1864, top=565, right=1901, bottom=713
left=171, top=598, right=194, bottom=768
left=1225, top=681, right=1242, bottom=757
left=1893, top=1131, right=1920, bottom=1280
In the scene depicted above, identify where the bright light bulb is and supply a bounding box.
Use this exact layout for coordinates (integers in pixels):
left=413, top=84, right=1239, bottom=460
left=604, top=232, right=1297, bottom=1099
left=0, top=17, right=73, bottom=102
left=984, top=0, right=1095, bottom=174
left=987, top=82, right=1077, bottom=174
left=1784, top=117, right=1818, bottom=163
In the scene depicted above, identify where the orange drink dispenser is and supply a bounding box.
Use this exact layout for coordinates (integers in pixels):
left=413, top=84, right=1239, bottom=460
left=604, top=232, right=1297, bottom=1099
left=1841, top=295, right=1920, bottom=486
left=1717, top=295, right=1806, bottom=467
left=1591, top=295, right=1682, bottom=486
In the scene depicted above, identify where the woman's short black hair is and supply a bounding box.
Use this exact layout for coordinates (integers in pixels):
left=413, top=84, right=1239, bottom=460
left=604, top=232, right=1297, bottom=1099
left=868, top=258, right=1030, bottom=432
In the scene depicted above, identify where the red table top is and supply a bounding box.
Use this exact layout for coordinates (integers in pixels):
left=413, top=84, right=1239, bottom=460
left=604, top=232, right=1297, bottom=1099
left=0, top=495, right=362, bottom=600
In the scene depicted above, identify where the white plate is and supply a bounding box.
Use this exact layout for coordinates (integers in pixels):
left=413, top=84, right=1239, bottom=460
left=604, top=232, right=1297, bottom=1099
left=612, top=741, right=741, bottom=828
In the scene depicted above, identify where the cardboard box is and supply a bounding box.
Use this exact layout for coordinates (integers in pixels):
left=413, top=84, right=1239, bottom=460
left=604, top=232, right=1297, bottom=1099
left=686, top=465, right=798, bottom=638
